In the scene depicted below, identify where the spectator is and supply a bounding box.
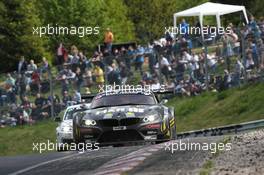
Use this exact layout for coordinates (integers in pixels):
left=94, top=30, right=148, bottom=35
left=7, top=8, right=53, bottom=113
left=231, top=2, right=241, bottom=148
left=34, top=93, right=46, bottom=108
left=78, top=52, right=87, bottom=73
left=27, top=60, right=37, bottom=72
left=16, top=74, right=27, bottom=101
left=207, top=55, right=217, bottom=73
left=83, top=69, right=93, bottom=87
left=57, top=43, right=66, bottom=66
left=21, top=96, right=32, bottom=119
left=75, top=67, right=83, bottom=92
left=57, top=65, right=71, bottom=95
left=107, top=63, right=121, bottom=85
left=249, top=16, right=261, bottom=40
left=0, top=88, right=3, bottom=106
left=93, top=64, right=104, bottom=86
left=135, top=45, right=145, bottom=76
left=73, top=90, right=81, bottom=103
left=5, top=73, right=15, bottom=89
left=41, top=57, right=49, bottom=72
left=248, top=41, right=259, bottom=69
left=32, top=93, right=48, bottom=121
left=71, top=52, right=80, bottom=72
left=62, top=91, right=72, bottom=107
left=233, top=59, right=244, bottom=86
left=222, top=33, right=234, bottom=71
left=126, top=46, right=135, bottom=71
left=104, top=28, right=114, bottom=53
left=190, top=53, right=200, bottom=79
left=5, top=74, right=16, bottom=103
left=246, top=52, right=255, bottom=70
left=175, top=58, right=186, bottom=81
left=180, top=19, right=189, bottom=38
left=31, top=70, right=41, bottom=94
left=257, top=39, right=264, bottom=69
left=40, top=57, right=49, bottom=80
left=160, top=55, right=171, bottom=81
left=223, top=70, right=231, bottom=89
left=18, top=56, right=27, bottom=74
left=119, top=62, right=129, bottom=85
left=102, top=49, right=113, bottom=65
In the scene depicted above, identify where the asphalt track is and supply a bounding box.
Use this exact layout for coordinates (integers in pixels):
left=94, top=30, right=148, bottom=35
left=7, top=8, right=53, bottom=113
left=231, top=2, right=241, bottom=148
left=0, top=136, right=225, bottom=175
left=1, top=145, right=145, bottom=175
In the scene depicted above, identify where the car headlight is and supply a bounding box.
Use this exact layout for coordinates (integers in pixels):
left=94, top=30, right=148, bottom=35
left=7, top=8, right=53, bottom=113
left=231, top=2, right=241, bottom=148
left=84, top=119, right=96, bottom=126
left=143, top=114, right=160, bottom=123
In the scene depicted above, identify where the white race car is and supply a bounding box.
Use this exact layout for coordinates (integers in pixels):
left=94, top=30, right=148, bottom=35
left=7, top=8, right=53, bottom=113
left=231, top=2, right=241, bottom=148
left=56, top=103, right=90, bottom=150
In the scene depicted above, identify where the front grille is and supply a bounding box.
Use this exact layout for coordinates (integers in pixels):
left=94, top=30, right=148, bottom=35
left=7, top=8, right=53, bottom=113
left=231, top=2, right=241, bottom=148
left=98, top=118, right=141, bottom=127
left=98, top=130, right=143, bottom=143
left=120, top=118, right=140, bottom=126
left=98, top=119, right=119, bottom=127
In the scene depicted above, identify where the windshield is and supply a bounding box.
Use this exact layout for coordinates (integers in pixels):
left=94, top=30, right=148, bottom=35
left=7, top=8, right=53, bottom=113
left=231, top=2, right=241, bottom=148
left=64, top=108, right=86, bottom=120
left=91, top=94, right=157, bottom=109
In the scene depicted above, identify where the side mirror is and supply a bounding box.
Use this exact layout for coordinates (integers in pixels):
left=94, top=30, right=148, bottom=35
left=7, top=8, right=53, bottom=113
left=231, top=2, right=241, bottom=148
left=54, top=117, right=61, bottom=122
left=160, top=99, right=168, bottom=105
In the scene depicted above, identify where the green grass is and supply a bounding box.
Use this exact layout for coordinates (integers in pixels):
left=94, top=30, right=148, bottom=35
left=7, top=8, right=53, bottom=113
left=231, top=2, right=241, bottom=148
left=167, top=82, right=264, bottom=132
left=0, top=120, right=57, bottom=156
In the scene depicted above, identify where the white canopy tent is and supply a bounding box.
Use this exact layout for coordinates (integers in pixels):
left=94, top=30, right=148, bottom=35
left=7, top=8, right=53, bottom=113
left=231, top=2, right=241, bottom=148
left=173, top=2, right=249, bottom=39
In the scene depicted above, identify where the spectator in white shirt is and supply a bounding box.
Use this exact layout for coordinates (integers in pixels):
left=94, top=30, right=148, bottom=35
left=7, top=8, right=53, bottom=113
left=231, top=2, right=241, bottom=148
left=160, top=55, right=171, bottom=80
left=27, top=60, right=37, bottom=72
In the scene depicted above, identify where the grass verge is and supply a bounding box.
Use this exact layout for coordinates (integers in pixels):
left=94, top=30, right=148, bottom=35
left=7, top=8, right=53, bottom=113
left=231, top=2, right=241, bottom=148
left=0, top=120, right=57, bottom=156
left=167, top=82, right=264, bottom=132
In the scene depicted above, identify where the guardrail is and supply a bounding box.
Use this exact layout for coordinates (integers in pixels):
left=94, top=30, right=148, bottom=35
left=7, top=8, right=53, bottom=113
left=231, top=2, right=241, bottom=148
left=177, top=119, right=264, bottom=139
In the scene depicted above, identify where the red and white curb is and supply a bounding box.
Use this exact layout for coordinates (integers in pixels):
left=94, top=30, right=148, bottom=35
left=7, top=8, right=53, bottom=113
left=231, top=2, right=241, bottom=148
left=91, top=143, right=165, bottom=175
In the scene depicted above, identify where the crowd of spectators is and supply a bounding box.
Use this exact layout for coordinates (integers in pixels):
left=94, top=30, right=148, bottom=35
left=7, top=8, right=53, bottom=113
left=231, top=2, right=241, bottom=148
left=1, top=16, right=264, bottom=128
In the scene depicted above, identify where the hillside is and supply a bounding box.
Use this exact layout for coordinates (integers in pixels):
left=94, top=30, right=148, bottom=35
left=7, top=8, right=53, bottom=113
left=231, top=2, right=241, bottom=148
left=0, top=82, right=264, bottom=156
left=167, top=82, right=264, bottom=132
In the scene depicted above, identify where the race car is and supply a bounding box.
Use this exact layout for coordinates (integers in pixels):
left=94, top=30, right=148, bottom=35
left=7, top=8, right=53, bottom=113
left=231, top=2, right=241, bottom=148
left=56, top=103, right=90, bottom=149
left=73, top=90, right=176, bottom=145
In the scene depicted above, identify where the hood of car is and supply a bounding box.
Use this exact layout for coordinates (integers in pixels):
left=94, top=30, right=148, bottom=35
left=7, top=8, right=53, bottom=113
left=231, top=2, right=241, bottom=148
left=60, top=119, right=73, bottom=127
left=82, top=105, right=163, bottom=120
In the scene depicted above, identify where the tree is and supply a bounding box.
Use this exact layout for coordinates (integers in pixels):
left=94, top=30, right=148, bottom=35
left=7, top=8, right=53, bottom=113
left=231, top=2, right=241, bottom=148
left=0, top=0, right=49, bottom=72
left=37, top=0, right=135, bottom=54
left=124, top=0, right=208, bottom=43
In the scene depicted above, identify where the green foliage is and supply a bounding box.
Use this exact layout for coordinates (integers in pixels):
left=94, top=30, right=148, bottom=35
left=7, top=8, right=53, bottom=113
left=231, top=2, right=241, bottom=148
left=0, top=0, right=50, bottom=72
left=124, top=0, right=208, bottom=43
left=0, top=120, right=57, bottom=156
left=212, top=0, right=264, bottom=25
left=1, top=0, right=135, bottom=71
left=36, top=0, right=135, bottom=53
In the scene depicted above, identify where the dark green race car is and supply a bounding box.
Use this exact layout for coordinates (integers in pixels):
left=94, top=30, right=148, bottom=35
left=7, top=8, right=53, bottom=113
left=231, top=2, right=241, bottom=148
left=73, top=91, right=176, bottom=145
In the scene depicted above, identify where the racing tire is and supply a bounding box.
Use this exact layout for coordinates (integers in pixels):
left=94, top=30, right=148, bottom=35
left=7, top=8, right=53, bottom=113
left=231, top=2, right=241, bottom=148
left=170, top=123, right=177, bottom=140
left=73, top=116, right=81, bottom=144
left=169, top=109, right=177, bottom=140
